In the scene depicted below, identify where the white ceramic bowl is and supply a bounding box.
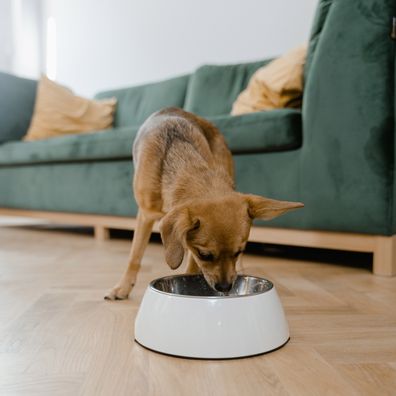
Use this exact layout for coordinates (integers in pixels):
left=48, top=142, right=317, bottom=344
left=134, top=274, right=289, bottom=359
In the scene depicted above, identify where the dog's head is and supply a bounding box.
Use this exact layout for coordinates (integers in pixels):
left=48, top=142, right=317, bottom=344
left=159, top=193, right=303, bottom=292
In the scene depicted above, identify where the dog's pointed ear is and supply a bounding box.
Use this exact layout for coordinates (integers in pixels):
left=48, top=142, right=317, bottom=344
left=159, top=207, right=197, bottom=269
left=244, top=194, right=304, bottom=220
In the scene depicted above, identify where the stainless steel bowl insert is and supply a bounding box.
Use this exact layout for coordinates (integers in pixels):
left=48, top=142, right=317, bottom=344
left=150, top=274, right=273, bottom=298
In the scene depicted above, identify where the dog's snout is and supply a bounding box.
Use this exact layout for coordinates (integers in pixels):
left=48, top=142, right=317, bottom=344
left=214, top=281, right=232, bottom=293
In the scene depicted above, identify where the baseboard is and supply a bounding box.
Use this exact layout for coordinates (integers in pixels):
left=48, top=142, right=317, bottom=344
left=0, top=207, right=394, bottom=276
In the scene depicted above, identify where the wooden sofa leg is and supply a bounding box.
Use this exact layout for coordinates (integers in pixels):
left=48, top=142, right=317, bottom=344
left=373, top=235, right=396, bottom=276
left=94, top=226, right=110, bottom=241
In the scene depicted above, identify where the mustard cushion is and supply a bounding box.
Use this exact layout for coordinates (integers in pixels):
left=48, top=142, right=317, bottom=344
left=231, top=44, right=307, bottom=115
left=24, top=76, right=116, bottom=141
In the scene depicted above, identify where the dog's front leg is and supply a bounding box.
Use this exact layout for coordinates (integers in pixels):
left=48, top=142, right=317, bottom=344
left=185, top=252, right=201, bottom=274
left=105, top=211, right=154, bottom=300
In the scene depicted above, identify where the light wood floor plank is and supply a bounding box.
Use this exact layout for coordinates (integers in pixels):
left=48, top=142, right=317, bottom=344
left=335, top=363, right=396, bottom=396
left=0, top=225, right=395, bottom=395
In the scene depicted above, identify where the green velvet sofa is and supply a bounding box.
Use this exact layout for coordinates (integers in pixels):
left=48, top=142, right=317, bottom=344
left=0, top=0, right=395, bottom=275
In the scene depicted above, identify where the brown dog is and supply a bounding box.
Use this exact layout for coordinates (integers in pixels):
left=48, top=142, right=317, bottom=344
left=105, top=107, right=303, bottom=300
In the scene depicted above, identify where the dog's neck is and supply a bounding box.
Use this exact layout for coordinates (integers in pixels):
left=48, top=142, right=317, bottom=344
left=161, top=145, right=234, bottom=211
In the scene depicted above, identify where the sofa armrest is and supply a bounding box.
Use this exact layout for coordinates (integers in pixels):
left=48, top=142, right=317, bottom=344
left=300, top=0, right=395, bottom=235
left=0, top=72, right=37, bottom=144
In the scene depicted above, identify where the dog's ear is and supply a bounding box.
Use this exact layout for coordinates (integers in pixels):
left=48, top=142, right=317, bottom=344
left=159, top=207, right=196, bottom=269
left=244, top=194, right=304, bottom=220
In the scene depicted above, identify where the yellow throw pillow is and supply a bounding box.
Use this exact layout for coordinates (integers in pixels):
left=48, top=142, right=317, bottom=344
left=231, top=44, right=307, bottom=115
left=24, top=76, right=116, bottom=141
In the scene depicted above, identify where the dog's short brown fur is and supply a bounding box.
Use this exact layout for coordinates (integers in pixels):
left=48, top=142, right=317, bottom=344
left=105, top=108, right=303, bottom=300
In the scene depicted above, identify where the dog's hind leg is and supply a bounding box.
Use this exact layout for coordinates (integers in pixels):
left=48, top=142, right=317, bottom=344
left=104, top=210, right=155, bottom=300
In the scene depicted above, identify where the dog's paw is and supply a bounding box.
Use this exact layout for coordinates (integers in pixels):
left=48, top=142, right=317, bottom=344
left=104, top=282, right=134, bottom=301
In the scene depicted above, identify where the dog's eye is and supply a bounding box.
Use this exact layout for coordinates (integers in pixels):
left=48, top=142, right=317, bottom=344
left=234, top=250, right=243, bottom=258
left=197, top=250, right=214, bottom=261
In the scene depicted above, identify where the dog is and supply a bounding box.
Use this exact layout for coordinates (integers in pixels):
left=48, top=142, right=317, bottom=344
left=105, top=107, right=303, bottom=300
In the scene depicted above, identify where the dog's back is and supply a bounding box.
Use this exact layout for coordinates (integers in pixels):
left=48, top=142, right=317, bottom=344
left=132, top=107, right=234, bottom=214
left=133, top=107, right=230, bottom=168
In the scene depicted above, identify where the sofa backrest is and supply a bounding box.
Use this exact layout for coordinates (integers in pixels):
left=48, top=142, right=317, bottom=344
left=183, top=60, right=271, bottom=117
left=94, top=74, right=189, bottom=128
left=0, top=72, right=37, bottom=143
left=301, top=0, right=396, bottom=234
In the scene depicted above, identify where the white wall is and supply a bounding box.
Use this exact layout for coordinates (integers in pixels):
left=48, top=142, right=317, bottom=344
left=0, top=0, right=43, bottom=78
left=0, top=0, right=15, bottom=73
left=12, top=0, right=43, bottom=78
left=42, top=0, right=318, bottom=97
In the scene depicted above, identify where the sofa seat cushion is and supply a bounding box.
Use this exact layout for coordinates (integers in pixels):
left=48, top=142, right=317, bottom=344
left=209, top=109, right=301, bottom=154
left=0, top=126, right=138, bottom=166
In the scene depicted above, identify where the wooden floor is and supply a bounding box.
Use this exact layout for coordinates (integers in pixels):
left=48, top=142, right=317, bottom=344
left=0, top=224, right=395, bottom=396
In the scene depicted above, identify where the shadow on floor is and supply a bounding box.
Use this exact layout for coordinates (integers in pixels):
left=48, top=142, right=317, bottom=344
left=4, top=224, right=373, bottom=272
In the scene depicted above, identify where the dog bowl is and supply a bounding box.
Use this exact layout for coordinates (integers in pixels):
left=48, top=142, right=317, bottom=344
left=134, top=274, right=289, bottom=359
